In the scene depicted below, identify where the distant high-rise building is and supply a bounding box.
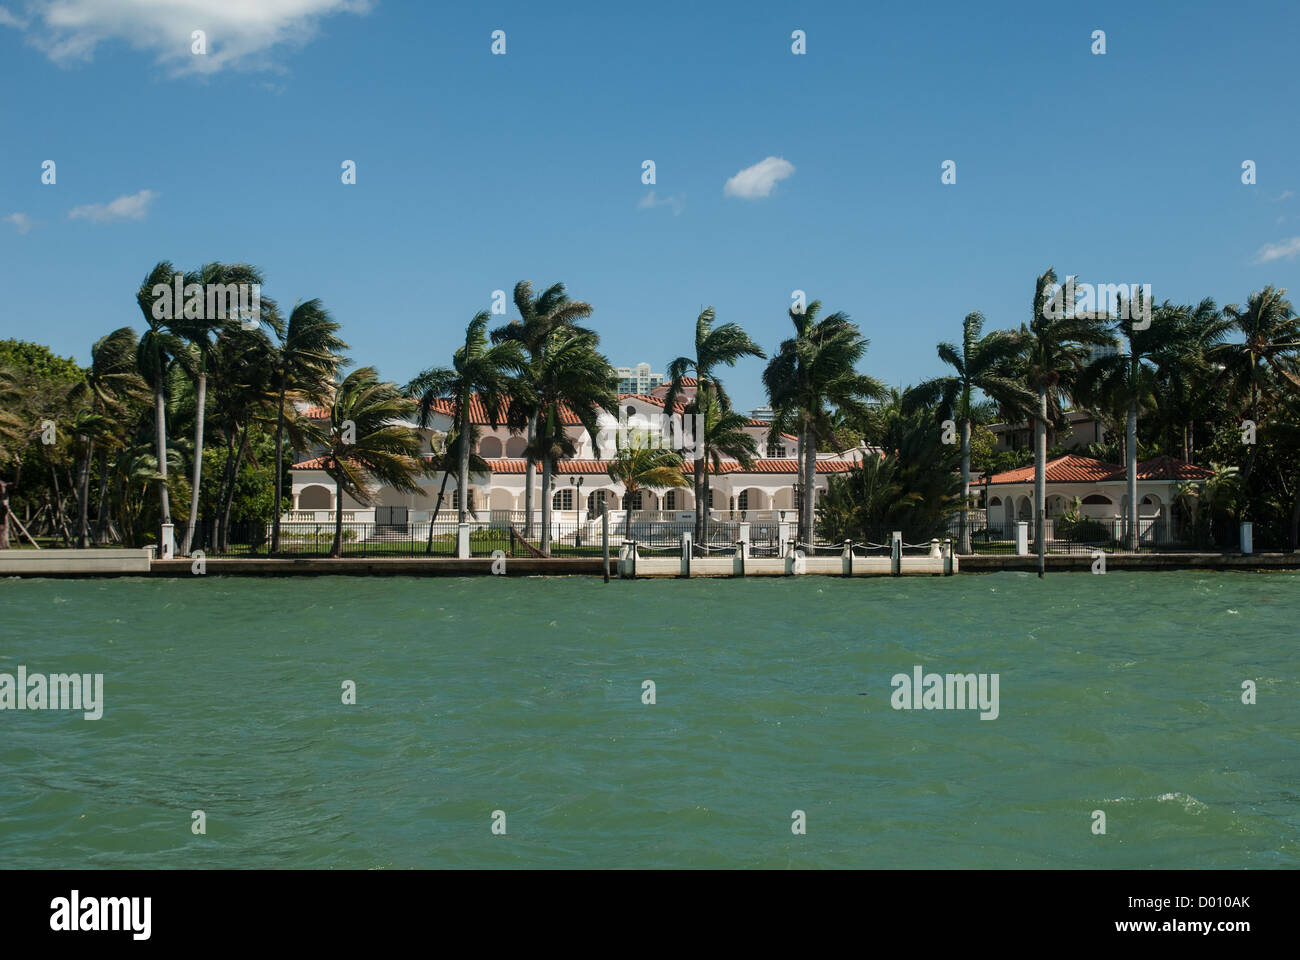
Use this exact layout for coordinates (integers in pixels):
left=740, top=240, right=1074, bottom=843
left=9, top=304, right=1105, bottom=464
left=615, top=362, right=664, bottom=395
left=749, top=405, right=774, bottom=422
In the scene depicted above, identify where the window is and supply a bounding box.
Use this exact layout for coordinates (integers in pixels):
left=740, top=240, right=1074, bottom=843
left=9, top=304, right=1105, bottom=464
left=552, top=489, right=574, bottom=511
left=622, top=490, right=644, bottom=511
left=737, top=490, right=749, bottom=511
left=663, top=490, right=676, bottom=510
left=708, top=490, right=717, bottom=509
left=452, top=489, right=475, bottom=511
left=766, top=441, right=787, bottom=458
left=988, top=497, right=1002, bottom=507
left=587, top=490, right=608, bottom=513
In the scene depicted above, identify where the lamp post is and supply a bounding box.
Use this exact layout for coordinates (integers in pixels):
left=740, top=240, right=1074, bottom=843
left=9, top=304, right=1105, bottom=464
left=569, top=475, right=585, bottom=545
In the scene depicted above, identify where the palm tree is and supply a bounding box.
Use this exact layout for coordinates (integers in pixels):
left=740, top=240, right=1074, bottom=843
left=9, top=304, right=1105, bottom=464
left=606, top=431, right=689, bottom=530
left=269, top=298, right=347, bottom=554
left=408, top=311, right=524, bottom=528
left=1075, top=292, right=1188, bottom=550
left=904, top=312, right=1032, bottom=553
left=1212, top=286, right=1300, bottom=514
left=664, top=307, right=765, bottom=540
left=66, top=327, right=146, bottom=547
left=529, top=329, right=618, bottom=555
left=762, top=301, right=883, bottom=547
left=1149, top=298, right=1226, bottom=463
left=690, top=388, right=760, bottom=528
left=1019, top=269, right=1114, bottom=575
left=493, top=282, right=594, bottom=536
left=318, top=367, right=428, bottom=558
left=135, top=261, right=186, bottom=546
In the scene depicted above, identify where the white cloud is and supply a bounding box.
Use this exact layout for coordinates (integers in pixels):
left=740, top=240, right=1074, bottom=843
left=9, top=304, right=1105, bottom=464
left=11, top=0, right=371, bottom=74
left=723, top=156, right=795, bottom=199
left=638, top=191, right=685, bottom=215
left=4, top=212, right=32, bottom=234
left=0, top=5, right=28, bottom=28
left=1253, top=236, right=1300, bottom=264
left=68, top=189, right=158, bottom=223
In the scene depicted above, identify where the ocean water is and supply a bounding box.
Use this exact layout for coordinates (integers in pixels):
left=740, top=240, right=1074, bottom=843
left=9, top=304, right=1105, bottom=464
left=1, top=571, right=1296, bottom=869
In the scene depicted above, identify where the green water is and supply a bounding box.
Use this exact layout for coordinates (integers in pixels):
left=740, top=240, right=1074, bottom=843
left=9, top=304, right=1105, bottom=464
left=1, top=572, right=1297, bottom=869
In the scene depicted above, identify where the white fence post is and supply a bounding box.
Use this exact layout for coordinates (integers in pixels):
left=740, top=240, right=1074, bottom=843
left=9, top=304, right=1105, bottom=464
left=1015, top=521, right=1029, bottom=556
left=456, top=522, right=470, bottom=559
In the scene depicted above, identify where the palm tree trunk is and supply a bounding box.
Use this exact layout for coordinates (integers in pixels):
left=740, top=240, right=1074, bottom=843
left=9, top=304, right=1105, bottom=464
left=540, top=454, right=554, bottom=556
left=801, top=420, right=817, bottom=547
left=92, top=447, right=111, bottom=544
left=1035, top=388, right=1047, bottom=578
left=182, top=370, right=207, bottom=555
left=1126, top=401, right=1138, bottom=551
left=154, top=376, right=171, bottom=526
left=959, top=419, right=972, bottom=555
left=331, top=474, right=344, bottom=558
left=271, top=379, right=288, bottom=554
left=426, top=468, right=451, bottom=554
left=523, top=414, right=537, bottom=536
left=457, top=416, right=470, bottom=525
left=0, top=478, right=10, bottom=550
left=693, top=456, right=705, bottom=542
left=76, top=436, right=93, bottom=548
left=219, top=423, right=249, bottom=552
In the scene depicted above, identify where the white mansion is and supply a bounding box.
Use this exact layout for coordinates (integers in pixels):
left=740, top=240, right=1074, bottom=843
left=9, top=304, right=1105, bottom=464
left=283, top=381, right=870, bottom=534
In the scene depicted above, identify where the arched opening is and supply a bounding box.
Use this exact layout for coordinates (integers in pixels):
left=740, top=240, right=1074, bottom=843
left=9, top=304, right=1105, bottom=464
left=489, top=488, right=514, bottom=512
left=552, top=489, right=574, bottom=511
left=478, top=436, right=503, bottom=458
left=587, top=490, right=609, bottom=514
left=504, top=436, right=527, bottom=457
left=298, top=484, right=331, bottom=510
left=1081, top=494, right=1113, bottom=505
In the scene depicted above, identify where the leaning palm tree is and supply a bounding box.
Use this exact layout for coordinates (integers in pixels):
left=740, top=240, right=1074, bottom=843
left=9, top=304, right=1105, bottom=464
left=1211, top=286, right=1300, bottom=514
left=408, top=311, right=524, bottom=526
left=135, top=261, right=187, bottom=545
left=318, top=367, right=428, bottom=558
left=493, top=282, right=594, bottom=536
left=664, top=307, right=765, bottom=540
left=904, top=312, right=1033, bottom=554
left=66, top=327, right=147, bottom=547
left=175, top=262, right=276, bottom=555
left=529, top=329, right=618, bottom=555
left=269, top=298, right=348, bottom=554
left=606, top=431, right=689, bottom=529
left=763, top=301, right=883, bottom=547
left=1019, top=269, right=1114, bottom=575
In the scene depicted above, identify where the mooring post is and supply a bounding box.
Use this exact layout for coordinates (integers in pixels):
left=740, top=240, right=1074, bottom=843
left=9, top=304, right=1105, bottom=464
left=842, top=539, right=853, bottom=577
left=891, top=531, right=902, bottom=576
left=681, top=531, right=691, bottom=578
left=734, top=540, right=745, bottom=577
left=943, top=538, right=954, bottom=576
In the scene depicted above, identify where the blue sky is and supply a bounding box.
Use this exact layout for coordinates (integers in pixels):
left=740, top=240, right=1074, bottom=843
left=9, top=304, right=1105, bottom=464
left=1, top=0, right=1297, bottom=411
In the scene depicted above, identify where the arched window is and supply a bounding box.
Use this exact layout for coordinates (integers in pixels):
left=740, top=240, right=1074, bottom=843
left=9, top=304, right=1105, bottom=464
left=622, top=490, right=644, bottom=511
left=587, top=490, right=608, bottom=513
left=478, top=436, right=503, bottom=458
left=988, top=496, right=1002, bottom=507
left=452, top=489, right=475, bottom=511
left=737, top=490, right=749, bottom=511
left=663, top=490, right=676, bottom=510
left=552, top=489, right=574, bottom=511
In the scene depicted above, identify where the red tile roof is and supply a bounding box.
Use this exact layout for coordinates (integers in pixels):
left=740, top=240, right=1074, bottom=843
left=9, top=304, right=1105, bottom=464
left=291, top=455, right=848, bottom=475
left=988, top=454, right=1213, bottom=485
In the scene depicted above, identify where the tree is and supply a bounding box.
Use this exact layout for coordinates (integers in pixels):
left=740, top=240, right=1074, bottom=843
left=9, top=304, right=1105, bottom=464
left=318, top=367, right=428, bottom=558
left=1019, top=269, right=1114, bottom=575
left=607, top=430, right=689, bottom=528
left=269, top=298, right=347, bottom=553
left=174, top=262, right=275, bottom=555
left=528, top=329, right=617, bottom=555
left=763, top=301, right=882, bottom=547
left=904, top=312, right=1032, bottom=553
left=134, top=262, right=188, bottom=545
left=408, top=311, right=524, bottom=526
left=1212, top=286, right=1300, bottom=516
left=689, top=388, right=759, bottom=527
left=66, top=328, right=145, bottom=547
left=665, top=307, right=765, bottom=540
left=493, top=282, right=594, bottom=536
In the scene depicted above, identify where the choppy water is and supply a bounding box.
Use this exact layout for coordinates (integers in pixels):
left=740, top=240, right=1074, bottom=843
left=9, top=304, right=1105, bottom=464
left=1, top=572, right=1297, bottom=868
